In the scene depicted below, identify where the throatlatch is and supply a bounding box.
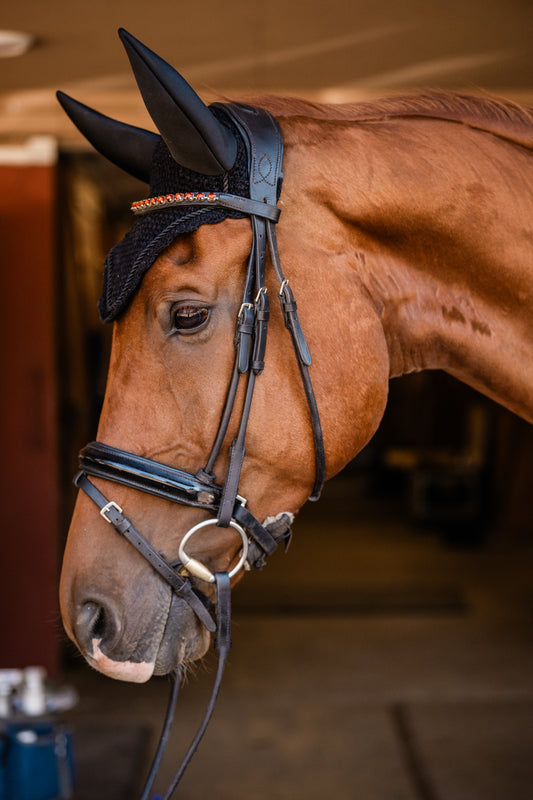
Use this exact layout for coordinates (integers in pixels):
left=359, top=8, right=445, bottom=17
left=60, top=28, right=325, bottom=799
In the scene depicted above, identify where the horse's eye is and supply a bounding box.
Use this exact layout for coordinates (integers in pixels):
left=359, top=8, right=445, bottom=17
left=172, top=304, right=210, bottom=333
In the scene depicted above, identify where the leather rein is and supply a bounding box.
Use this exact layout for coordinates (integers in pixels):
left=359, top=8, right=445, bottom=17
left=74, top=102, right=325, bottom=797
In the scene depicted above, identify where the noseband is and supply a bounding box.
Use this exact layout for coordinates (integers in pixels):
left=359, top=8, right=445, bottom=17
left=74, top=103, right=325, bottom=796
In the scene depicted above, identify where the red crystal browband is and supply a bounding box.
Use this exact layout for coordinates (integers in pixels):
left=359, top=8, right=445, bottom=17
left=131, top=192, right=220, bottom=214
left=130, top=191, right=282, bottom=223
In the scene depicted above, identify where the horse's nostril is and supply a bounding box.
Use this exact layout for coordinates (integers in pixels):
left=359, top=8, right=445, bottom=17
left=76, top=599, right=118, bottom=653
left=82, top=601, right=105, bottom=637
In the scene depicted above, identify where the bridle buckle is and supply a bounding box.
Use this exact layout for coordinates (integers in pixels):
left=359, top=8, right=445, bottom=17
left=99, top=500, right=123, bottom=523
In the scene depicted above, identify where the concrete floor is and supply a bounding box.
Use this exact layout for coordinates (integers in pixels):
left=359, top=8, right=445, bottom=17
left=63, top=471, right=533, bottom=799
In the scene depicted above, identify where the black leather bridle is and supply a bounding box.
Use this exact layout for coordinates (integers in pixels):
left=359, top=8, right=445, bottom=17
left=74, top=102, right=325, bottom=797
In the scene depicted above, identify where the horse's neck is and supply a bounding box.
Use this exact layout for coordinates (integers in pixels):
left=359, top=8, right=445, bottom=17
left=369, top=249, right=533, bottom=422
left=282, top=113, right=533, bottom=423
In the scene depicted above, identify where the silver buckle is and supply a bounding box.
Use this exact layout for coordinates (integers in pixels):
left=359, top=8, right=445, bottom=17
left=254, top=286, right=268, bottom=303
left=278, top=278, right=289, bottom=297
left=237, top=302, right=253, bottom=319
left=100, top=500, right=123, bottom=524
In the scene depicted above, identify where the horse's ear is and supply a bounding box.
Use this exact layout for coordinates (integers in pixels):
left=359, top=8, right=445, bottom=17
left=57, top=91, right=158, bottom=183
left=118, top=28, right=237, bottom=176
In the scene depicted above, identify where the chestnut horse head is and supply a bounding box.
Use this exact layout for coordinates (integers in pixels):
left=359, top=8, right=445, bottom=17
left=59, top=30, right=533, bottom=682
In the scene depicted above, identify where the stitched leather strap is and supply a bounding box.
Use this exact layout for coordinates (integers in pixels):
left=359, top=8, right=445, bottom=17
left=219, top=103, right=283, bottom=207
left=79, top=441, right=220, bottom=511
left=214, top=572, right=231, bottom=655
left=208, top=104, right=282, bottom=524
left=217, top=371, right=256, bottom=527
left=234, top=505, right=292, bottom=569
left=267, top=220, right=326, bottom=501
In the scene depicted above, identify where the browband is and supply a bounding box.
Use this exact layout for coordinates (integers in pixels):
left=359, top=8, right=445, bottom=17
left=131, top=191, right=281, bottom=222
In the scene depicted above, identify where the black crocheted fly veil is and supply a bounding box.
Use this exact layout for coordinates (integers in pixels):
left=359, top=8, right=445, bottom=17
left=99, top=108, right=250, bottom=323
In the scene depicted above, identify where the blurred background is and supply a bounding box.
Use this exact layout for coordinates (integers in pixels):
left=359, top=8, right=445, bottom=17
left=0, top=1, right=532, bottom=798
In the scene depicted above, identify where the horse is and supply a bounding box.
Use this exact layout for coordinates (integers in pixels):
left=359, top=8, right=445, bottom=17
left=58, top=29, right=533, bottom=688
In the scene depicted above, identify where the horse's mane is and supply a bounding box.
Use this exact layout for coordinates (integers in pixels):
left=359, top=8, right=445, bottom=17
left=252, top=91, right=533, bottom=151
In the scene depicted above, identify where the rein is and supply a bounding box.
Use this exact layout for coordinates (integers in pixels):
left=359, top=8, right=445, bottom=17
left=74, top=102, right=325, bottom=797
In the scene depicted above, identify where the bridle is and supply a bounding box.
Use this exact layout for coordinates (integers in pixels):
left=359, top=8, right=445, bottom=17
left=74, top=102, right=325, bottom=797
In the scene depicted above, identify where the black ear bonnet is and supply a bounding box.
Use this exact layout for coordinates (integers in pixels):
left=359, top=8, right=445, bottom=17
left=57, top=30, right=253, bottom=323
left=100, top=111, right=250, bottom=322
